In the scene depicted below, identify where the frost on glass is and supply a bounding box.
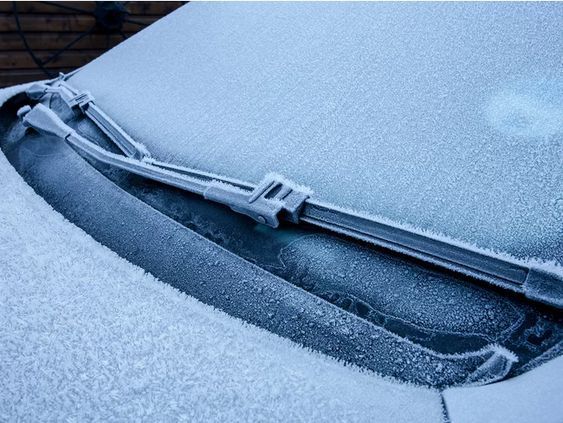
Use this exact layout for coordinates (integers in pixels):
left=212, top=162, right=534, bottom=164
left=71, top=2, right=563, bottom=267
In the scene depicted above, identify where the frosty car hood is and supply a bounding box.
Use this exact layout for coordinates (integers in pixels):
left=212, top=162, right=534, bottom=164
left=71, top=2, right=562, bottom=264
left=0, top=85, right=446, bottom=423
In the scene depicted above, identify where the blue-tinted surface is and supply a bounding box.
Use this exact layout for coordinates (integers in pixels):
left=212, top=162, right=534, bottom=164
left=72, top=2, right=563, bottom=263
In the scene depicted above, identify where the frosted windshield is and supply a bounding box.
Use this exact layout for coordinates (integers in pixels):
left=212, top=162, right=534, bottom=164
left=71, top=2, right=563, bottom=264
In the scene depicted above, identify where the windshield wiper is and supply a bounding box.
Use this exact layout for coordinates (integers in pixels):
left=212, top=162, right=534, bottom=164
left=26, top=77, right=149, bottom=159
left=20, top=76, right=563, bottom=309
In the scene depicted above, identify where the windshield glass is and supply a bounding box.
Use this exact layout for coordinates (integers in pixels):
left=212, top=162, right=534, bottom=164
left=70, top=2, right=563, bottom=265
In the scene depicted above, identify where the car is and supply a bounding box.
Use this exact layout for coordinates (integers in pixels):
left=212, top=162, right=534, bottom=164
left=1, top=2, right=561, bottom=422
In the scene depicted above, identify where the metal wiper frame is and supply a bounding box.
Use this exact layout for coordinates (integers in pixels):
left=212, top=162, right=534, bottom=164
left=20, top=74, right=563, bottom=309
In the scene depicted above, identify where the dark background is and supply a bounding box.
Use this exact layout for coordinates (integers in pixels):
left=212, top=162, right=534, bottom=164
left=0, top=1, right=185, bottom=87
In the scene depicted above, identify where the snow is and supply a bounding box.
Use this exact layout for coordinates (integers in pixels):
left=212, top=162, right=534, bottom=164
left=70, top=2, right=563, bottom=267
left=443, top=355, right=563, bottom=423
left=0, top=89, right=445, bottom=421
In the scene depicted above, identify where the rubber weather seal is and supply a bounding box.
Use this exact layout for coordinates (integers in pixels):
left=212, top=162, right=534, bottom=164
left=19, top=75, right=563, bottom=309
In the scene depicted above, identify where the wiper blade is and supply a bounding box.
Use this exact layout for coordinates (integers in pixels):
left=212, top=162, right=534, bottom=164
left=20, top=78, right=563, bottom=309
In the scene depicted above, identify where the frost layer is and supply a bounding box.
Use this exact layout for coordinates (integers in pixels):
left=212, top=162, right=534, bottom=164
left=0, top=87, right=443, bottom=420
left=71, top=2, right=563, bottom=265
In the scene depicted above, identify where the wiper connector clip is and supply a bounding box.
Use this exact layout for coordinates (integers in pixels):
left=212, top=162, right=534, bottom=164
left=204, top=175, right=310, bottom=228
left=63, top=90, right=95, bottom=111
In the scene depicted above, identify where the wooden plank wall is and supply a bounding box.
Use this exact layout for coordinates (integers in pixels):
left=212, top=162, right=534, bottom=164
left=0, top=1, right=185, bottom=87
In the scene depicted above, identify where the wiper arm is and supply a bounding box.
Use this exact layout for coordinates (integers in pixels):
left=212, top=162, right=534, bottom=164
left=20, top=78, right=563, bottom=309
left=27, top=78, right=149, bottom=160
